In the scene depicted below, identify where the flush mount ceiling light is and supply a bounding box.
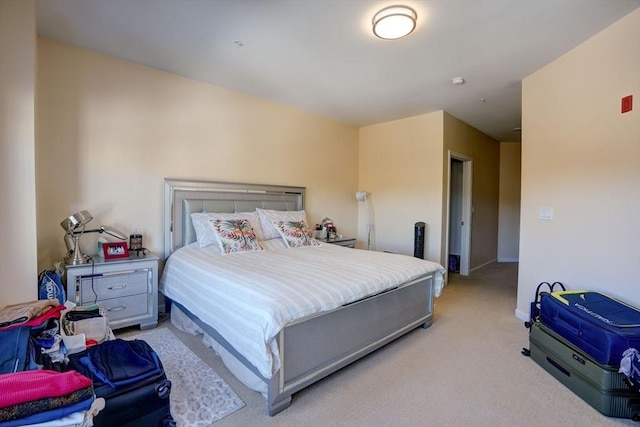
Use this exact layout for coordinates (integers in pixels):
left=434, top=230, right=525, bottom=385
left=372, top=5, right=417, bottom=40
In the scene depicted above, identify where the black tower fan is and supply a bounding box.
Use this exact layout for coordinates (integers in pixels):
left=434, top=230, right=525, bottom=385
left=414, top=222, right=425, bottom=259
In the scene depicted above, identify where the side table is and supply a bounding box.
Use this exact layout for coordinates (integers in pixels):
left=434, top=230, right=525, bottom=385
left=65, top=253, right=158, bottom=330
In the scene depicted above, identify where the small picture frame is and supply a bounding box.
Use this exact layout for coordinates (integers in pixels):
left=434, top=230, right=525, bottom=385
left=103, top=242, right=130, bottom=260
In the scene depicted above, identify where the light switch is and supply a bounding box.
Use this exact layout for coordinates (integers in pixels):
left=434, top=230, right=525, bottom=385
left=539, top=207, right=553, bottom=221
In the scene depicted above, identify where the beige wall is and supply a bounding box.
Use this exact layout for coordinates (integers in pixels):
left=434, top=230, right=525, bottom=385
left=358, top=112, right=445, bottom=263
left=498, top=142, right=521, bottom=262
left=517, top=9, right=640, bottom=319
left=443, top=113, right=500, bottom=270
left=36, top=38, right=359, bottom=270
left=0, top=0, right=38, bottom=306
left=358, top=110, right=501, bottom=270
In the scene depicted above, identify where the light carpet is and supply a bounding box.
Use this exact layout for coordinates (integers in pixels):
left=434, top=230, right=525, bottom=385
left=128, top=327, right=244, bottom=426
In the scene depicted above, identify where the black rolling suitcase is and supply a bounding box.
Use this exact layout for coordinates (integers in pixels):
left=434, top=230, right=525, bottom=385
left=66, top=338, right=175, bottom=427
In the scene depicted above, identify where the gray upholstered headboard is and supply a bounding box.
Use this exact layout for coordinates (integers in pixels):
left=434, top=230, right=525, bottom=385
left=163, top=178, right=305, bottom=259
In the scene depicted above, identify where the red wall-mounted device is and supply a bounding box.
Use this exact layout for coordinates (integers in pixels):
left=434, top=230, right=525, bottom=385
left=621, top=95, right=633, bottom=113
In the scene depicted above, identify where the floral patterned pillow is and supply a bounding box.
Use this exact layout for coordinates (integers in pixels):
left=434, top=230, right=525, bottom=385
left=192, top=212, right=264, bottom=247
left=256, top=208, right=308, bottom=240
left=273, top=220, right=320, bottom=248
left=208, top=218, right=263, bottom=254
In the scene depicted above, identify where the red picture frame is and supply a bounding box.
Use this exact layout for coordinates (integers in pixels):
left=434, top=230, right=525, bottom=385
left=103, top=241, right=129, bottom=260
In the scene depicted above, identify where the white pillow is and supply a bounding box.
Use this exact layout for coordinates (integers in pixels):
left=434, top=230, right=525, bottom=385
left=191, top=212, right=264, bottom=247
left=256, top=208, right=309, bottom=240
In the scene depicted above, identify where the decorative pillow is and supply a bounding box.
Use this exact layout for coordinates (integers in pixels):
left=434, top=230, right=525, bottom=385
left=273, top=219, right=320, bottom=248
left=191, top=212, right=264, bottom=247
left=256, top=208, right=309, bottom=240
left=208, top=218, right=263, bottom=254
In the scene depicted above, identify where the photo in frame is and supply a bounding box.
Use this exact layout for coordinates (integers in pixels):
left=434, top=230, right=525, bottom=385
left=102, top=241, right=129, bottom=260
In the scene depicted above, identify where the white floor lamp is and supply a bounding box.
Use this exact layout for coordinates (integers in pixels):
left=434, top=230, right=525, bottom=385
left=355, top=191, right=371, bottom=250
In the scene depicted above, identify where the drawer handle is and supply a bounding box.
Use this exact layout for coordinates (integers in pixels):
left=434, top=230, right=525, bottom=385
left=107, top=284, right=127, bottom=290
left=108, top=305, right=127, bottom=312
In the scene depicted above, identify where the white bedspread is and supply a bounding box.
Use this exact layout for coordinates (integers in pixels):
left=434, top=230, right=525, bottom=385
left=160, top=240, right=445, bottom=379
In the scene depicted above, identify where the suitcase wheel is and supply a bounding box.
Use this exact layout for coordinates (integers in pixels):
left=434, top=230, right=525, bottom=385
left=159, top=414, right=176, bottom=427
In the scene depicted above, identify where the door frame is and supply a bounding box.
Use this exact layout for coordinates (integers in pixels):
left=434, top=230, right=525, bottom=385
left=446, top=150, right=473, bottom=276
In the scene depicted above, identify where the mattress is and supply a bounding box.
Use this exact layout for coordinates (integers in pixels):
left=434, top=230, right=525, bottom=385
left=160, top=239, right=445, bottom=379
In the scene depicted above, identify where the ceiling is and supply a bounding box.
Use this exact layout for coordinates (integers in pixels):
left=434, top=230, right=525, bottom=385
left=35, top=0, right=640, bottom=142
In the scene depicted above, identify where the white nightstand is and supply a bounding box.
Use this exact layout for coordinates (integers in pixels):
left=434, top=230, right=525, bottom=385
left=322, top=237, right=356, bottom=248
left=65, top=254, right=158, bottom=330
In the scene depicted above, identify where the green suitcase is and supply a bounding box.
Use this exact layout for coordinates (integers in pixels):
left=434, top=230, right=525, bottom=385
left=529, top=321, right=640, bottom=419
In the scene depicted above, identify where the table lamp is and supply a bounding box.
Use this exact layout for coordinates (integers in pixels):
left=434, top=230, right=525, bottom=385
left=61, top=210, right=128, bottom=264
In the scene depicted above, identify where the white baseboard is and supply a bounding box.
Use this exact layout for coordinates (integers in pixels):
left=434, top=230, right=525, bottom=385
left=469, top=258, right=497, bottom=272
left=515, top=308, right=529, bottom=322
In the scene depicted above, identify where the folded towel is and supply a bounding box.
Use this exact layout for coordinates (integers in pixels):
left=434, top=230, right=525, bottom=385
left=0, top=385, right=93, bottom=422
left=0, top=370, right=92, bottom=408
left=0, top=397, right=93, bottom=427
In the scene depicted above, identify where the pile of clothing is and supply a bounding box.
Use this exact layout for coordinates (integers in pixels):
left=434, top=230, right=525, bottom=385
left=0, top=298, right=174, bottom=427
left=0, top=299, right=110, bottom=426
left=0, top=299, right=66, bottom=373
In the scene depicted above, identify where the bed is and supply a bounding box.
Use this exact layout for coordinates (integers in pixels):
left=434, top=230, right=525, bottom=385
left=160, top=178, right=445, bottom=415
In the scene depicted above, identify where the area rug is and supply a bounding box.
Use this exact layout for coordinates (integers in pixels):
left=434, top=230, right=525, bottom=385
left=129, top=327, right=244, bottom=426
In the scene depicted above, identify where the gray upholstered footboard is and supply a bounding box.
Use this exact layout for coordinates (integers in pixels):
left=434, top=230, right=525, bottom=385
left=266, top=273, right=434, bottom=415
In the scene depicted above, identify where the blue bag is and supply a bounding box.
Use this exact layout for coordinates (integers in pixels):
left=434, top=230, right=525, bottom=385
left=38, top=269, right=65, bottom=305
left=540, top=291, right=640, bottom=365
left=0, top=326, right=32, bottom=374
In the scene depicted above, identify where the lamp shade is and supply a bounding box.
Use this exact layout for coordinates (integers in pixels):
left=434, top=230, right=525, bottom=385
left=372, top=6, right=417, bottom=40
left=60, top=210, right=93, bottom=232
left=99, top=225, right=128, bottom=240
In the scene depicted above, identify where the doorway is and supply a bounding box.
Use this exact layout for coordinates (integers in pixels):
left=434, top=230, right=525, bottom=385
left=447, top=151, right=472, bottom=276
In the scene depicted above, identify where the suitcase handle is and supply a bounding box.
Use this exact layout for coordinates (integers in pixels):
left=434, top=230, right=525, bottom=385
left=156, top=380, right=171, bottom=400
left=555, top=313, right=581, bottom=336
left=546, top=356, right=571, bottom=377
left=525, top=281, right=567, bottom=330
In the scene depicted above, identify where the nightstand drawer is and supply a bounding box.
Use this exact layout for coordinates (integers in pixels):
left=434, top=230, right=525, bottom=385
left=324, top=238, right=356, bottom=248
left=79, top=270, right=148, bottom=302
left=101, top=293, right=148, bottom=322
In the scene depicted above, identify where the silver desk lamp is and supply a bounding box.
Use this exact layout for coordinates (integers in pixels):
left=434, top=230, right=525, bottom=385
left=61, top=210, right=93, bottom=265
left=61, top=210, right=128, bottom=264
